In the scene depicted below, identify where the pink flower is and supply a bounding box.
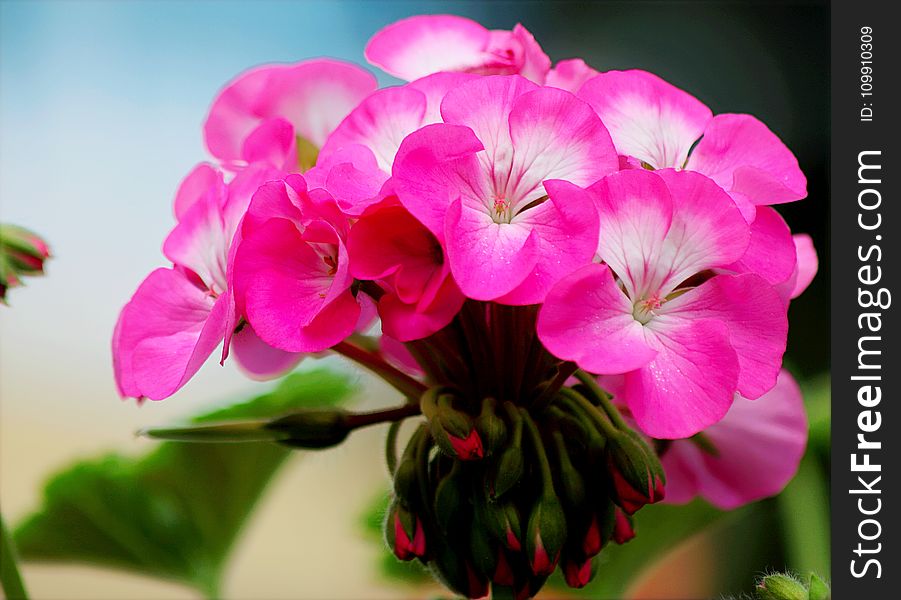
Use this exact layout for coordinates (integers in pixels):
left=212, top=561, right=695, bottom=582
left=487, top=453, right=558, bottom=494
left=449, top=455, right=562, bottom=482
left=538, top=169, right=787, bottom=438
left=393, top=75, right=619, bottom=304
left=311, top=72, right=476, bottom=216
left=545, top=58, right=599, bottom=93
left=203, top=59, right=377, bottom=172
left=113, top=164, right=301, bottom=400
left=660, top=369, right=808, bottom=509
left=232, top=174, right=360, bottom=353
left=348, top=200, right=464, bottom=341
left=578, top=70, right=807, bottom=220
left=365, top=15, right=550, bottom=83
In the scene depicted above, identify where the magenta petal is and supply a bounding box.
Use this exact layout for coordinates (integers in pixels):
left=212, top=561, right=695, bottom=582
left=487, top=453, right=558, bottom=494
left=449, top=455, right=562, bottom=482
left=241, top=117, right=297, bottom=171
left=546, top=58, right=599, bottom=93
left=498, top=179, right=600, bottom=305
left=231, top=324, right=304, bottom=380
left=725, top=206, right=796, bottom=285
left=662, top=274, right=787, bottom=400
left=578, top=70, right=712, bottom=169
left=626, top=317, right=739, bottom=438
left=445, top=197, right=540, bottom=300
left=393, top=123, right=487, bottom=239
left=379, top=276, right=465, bottom=342
left=789, top=234, right=818, bottom=299
left=379, top=334, right=424, bottom=378
left=163, top=185, right=229, bottom=294
left=539, top=263, right=657, bottom=374
left=115, top=268, right=227, bottom=400
left=510, top=24, right=551, bottom=84
left=663, top=370, right=808, bottom=509
left=688, top=113, right=807, bottom=206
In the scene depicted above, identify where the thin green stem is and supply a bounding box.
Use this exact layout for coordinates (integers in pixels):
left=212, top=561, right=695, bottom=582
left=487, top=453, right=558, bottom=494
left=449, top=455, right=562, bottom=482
left=345, top=403, right=422, bottom=429
left=519, top=409, right=554, bottom=497
left=333, top=340, right=426, bottom=401
left=1, top=513, right=28, bottom=600
left=574, top=370, right=629, bottom=430
left=557, top=387, right=619, bottom=440
left=385, top=421, right=402, bottom=476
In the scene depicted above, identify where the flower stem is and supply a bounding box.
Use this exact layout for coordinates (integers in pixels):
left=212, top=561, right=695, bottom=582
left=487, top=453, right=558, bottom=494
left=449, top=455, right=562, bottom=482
left=385, top=421, right=402, bottom=476
left=333, top=340, right=426, bottom=401
left=574, top=370, right=629, bottom=430
left=557, top=387, right=619, bottom=440
left=520, top=409, right=554, bottom=498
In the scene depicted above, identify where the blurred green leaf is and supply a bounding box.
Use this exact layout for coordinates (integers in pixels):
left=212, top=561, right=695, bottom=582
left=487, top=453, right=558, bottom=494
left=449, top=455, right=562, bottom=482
left=13, top=368, right=355, bottom=598
left=778, top=454, right=830, bottom=577
left=800, top=374, right=830, bottom=453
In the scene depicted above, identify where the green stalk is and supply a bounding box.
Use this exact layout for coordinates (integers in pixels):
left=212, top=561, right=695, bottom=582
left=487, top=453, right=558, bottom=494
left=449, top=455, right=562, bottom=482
left=520, top=409, right=554, bottom=497
left=557, top=387, right=619, bottom=440
left=1, top=513, right=28, bottom=600
left=574, top=370, right=629, bottom=430
left=385, top=420, right=402, bottom=476
left=333, top=340, right=426, bottom=401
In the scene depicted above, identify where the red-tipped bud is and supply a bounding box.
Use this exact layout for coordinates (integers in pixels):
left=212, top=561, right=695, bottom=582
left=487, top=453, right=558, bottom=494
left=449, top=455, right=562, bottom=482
left=606, top=431, right=665, bottom=514
left=448, top=427, right=484, bottom=460
left=484, top=501, right=523, bottom=551
left=612, top=507, right=635, bottom=545
left=492, top=550, right=516, bottom=586
left=0, top=223, right=51, bottom=302
left=525, top=493, right=566, bottom=576
left=582, top=514, right=602, bottom=556
left=387, top=502, right=426, bottom=560
left=562, top=556, right=595, bottom=589
left=424, top=391, right=485, bottom=460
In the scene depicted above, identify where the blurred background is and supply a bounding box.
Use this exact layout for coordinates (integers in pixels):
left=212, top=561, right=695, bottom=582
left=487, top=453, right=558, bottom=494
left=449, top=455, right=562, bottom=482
left=0, top=1, right=828, bottom=598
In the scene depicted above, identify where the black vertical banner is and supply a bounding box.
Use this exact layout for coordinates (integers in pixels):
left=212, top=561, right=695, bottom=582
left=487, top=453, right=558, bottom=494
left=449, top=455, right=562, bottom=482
left=831, top=0, right=900, bottom=597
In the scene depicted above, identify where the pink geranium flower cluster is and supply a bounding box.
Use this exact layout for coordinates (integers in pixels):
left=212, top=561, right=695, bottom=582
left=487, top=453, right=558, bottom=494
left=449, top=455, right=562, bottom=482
left=114, top=14, right=816, bottom=596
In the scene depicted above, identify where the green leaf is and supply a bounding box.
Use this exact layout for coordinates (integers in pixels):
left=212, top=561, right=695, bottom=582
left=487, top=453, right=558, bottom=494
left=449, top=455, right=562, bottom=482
left=800, top=374, right=830, bottom=453
left=14, top=368, right=355, bottom=598
left=778, top=454, right=830, bottom=577
left=1, top=512, right=29, bottom=599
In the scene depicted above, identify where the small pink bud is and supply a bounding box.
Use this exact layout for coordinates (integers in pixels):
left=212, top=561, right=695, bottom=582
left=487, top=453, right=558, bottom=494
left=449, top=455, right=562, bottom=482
left=492, top=549, right=515, bottom=586
left=582, top=514, right=602, bottom=556
left=612, top=507, right=635, bottom=545
left=563, top=557, right=593, bottom=588
left=392, top=510, right=426, bottom=560
left=449, top=428, right=484, bottom=460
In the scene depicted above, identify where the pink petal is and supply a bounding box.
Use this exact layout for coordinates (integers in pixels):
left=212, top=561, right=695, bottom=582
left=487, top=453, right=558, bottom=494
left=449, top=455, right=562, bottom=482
left=538, top=263, right=657, bottom=374
left=163, top=183, right=229, bottom=295
left=115, top=268, right=227, bottom=401
left=204, top=59, right=377, bottom=164
left=231, top=324, right=304, bottom=380
left=688, top=113, right=807, bottom=206
left=653, top=169, right=750, bottom=290
left=241, top=117, right=298, bottom=171
left=790, top=234, right=818, bottom=299
left=379, top=275, right=465, bottom=342
left=725, top=206, right=796, bottom=285
left=510, top=24, right=551, bottom=84
left=578, top=70, right=712, bottom=169
left=589, top=169, right=674, bottom=299
left=365, top=15, right=492, bottom=81
left=407, top=71, right=480, bottom=124
left=497, top=179, right=600, bottom=305
left=234, top=218, right=351, bottom=351
left=546, top=58, right=599, bottom=93
left=663, top=369, right=808, bottom=509
left=379, top=334, right=424, bottom=377
left=393, top=123, right=488, bottom=239
left=445, top=197, right=540, bottom=300
left=174, top=163, right=223, bottom=220
left=624, top=317, right=739, bottom=438
left=661, top=273, right=787, bottom=400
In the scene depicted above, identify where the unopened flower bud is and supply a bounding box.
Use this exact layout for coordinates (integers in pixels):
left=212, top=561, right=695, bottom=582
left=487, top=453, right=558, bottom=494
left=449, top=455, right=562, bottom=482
left=393, top=425, right=427, bottom=507
left=525, top=492, right=567, bottom=576
left=612, top=507, right=635, bottom=545
left=807, top=573, right=830, bottom=600
left=433, top=460, right=465, bottom=534
left=429, top=537, right=488, bottom=599
left=476, top=397, right=507, bottom=455
left=425, top=392, right=484, bottom=460
left=0, top=223, right=51, bottom=302
left=606, top=430, right=665, bottom=514
left=581, top=513, right=602, bottom=557
left=267, top=408, right=351, bottom=449
left=468, top=511, right=498, bottom=577
left=386, top=501, right=426, bottom=561
left=486, top=403, right=524, bottom=499
left=755, top=574, right=808, bottom=600
left=562, top=555, right=596, bottom=589
left=491, top=549, right=516, bottom=586
left=552, top=431, right=586, bottom=509
left=483, top=500, right=523, bottom=551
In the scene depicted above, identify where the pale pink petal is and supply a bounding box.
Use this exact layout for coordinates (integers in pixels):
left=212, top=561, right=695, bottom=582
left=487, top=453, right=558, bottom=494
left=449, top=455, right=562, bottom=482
left=174, top=163, right=223, bottom=220
left=578, top=70, right=712, bottom=169
left=204, top=59, right=377, bottom=163
left=445, top=197, right=540, bottom=300
left=790, top=234, right=818, bottom=299
left=241, top=118, right=297, bottom=171
left=393, top=123, right=488, bottom=239
left=115, top=268, right=227, bottom=401
left=365, top=15, right=493, bottom=81
left=724, top=206, right=796, bottom=285
left=163, top=185, right=229, bottom=295
left=510, top=24, right=551, bottom=84
left=688, top=113, right=807, bottom=206
left=661, top=273, right=787, bottom=400
left=653, top=169, right=750, bottom=291
left=546, top=58, right=599, bottom=93
left=624, top=317, right=739, bottom=438
left=497, top=179, right=599, bottom=305
left=505, top=85, right=619, bottom=206
left=663, top=370, right=808, bottom=509
left=231, top=324, right=304, bottom=380
left=321, top=86, right=427, bottom=172
left=407, top=72, right=480, bottom=124
left=380, top=334, right=424, bottom=377
left=538, top=263, right=657, bottom=374
left=589, top=169, right=674, bottom=299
